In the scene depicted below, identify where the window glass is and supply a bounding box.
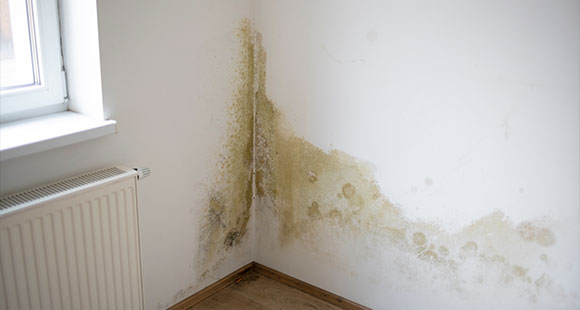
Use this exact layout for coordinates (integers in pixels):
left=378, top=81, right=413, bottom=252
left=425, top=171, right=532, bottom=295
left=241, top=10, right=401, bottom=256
left=0, top=0, right=39, bottom=90
left=0, top=0, right=66, bottom=123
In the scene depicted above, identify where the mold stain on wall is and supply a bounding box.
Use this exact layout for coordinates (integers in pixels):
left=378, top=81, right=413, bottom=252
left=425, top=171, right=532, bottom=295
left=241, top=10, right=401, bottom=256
left=197, top=18, right=255, bottom=278
left=195, top=18, right=577, bottom=308
left=252, top=25, right=577, bottom=306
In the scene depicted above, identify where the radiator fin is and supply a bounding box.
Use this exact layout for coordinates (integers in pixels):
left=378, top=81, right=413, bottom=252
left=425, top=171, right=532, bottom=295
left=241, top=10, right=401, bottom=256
left=0, top=176, right=143, bottom=309
left=0, top=167, right=129, bottom=212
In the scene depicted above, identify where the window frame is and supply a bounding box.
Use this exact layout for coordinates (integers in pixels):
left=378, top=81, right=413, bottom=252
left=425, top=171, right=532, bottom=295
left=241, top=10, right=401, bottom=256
left=0, top=0, right=67, bottom=123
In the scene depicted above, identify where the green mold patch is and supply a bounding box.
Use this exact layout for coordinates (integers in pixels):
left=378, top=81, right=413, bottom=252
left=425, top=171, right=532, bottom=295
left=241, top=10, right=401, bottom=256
left=198, top=18, right=255, bottom=276
left=252, top=28, right=568, bottom=304
left=196, top=18, right=574, bottom=306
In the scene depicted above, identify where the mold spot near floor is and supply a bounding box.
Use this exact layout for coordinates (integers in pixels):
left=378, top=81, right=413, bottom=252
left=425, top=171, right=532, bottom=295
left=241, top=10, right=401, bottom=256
left=251, top=26, right=566, bottom=305
left=198, top=18, right=255, bottom=275
left=193, top=18, right=574, bottom=308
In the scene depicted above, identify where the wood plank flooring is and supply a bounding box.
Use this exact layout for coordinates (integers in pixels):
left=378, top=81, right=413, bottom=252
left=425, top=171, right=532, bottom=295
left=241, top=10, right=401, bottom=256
left=193, top=272, right=343, bottom=310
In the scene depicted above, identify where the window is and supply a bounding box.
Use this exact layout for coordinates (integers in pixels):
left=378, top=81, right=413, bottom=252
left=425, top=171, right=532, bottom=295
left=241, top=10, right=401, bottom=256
left=0, top=0, right=67, bottom=123
left=0, top=0, right=115, bottom=161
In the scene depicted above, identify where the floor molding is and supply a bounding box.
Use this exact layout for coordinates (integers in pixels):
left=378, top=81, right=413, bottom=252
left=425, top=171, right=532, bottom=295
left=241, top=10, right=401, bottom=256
left=168, top=262, right=371, bottom=310
left=253, top=263, right=371, bottom=310
left=169, top=262, right=254, bottom=310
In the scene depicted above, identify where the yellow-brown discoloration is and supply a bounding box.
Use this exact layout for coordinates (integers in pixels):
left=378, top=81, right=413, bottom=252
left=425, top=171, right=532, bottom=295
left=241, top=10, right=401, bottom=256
left=251, top=26, right=562, bottom=302
left=308, top=171, right=318, bottom=183
left=517, top=221, right=556, bottom=247
left=342, top=183, right=356, bottom=199
left=413, top=232, right=427, bottom=246
left=513, top=265, right=528, bottom=278
left=461, top=241, right=479, bottom=254
left=308, top=201, right=322, bottom=219
left=196, top=18, right=571, bottom=305
left=199, top=18, right=255, bottom=274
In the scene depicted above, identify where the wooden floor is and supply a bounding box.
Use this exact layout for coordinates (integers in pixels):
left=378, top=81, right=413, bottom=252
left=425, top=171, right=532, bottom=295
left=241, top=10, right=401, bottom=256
left=193, top=271, right=343, bottom=310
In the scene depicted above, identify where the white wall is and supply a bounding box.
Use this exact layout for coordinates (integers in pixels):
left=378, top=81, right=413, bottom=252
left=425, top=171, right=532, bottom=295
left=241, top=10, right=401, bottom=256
left=255, top=0, right=579, bottom=309
left=1, top=1, right=578, bottom=309
left=0, top=0, right=255, bottom=308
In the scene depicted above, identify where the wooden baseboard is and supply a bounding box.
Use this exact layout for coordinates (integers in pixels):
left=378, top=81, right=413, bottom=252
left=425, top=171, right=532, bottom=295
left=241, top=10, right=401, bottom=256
left=168, top=262, right=254, bottom=310
left=254, top=263, right=371, bottom=310
left=168, top=261, right=371, bottom=310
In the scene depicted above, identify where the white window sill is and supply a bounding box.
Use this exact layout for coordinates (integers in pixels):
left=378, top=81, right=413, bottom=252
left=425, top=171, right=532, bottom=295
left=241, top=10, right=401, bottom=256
left=0, top=111, right=116, bottom=161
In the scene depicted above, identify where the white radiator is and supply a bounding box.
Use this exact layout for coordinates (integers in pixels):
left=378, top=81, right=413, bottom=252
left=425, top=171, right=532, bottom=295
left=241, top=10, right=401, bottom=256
left=0, top=167, right=149, bottom=310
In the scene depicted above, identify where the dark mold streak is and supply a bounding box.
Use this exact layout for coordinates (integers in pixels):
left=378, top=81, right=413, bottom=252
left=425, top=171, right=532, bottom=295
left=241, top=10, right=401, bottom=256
left=196, top=18, right=573, bottom=307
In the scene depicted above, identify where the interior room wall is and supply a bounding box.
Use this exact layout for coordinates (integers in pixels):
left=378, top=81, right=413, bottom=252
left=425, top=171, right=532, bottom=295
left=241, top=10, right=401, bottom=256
left=1, top=1, right=578, bottom=309
left=254, top=0, right=579, bottom=309
left=0, top=0, right=255, bottom=308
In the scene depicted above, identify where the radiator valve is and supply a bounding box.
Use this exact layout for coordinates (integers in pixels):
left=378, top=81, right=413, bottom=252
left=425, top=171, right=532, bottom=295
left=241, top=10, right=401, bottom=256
left=133, top=167, right=151, bottom=180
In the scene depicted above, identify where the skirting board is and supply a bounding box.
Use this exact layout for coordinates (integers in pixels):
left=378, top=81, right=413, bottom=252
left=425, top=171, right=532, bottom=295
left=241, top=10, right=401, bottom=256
left=169, top=262, right=255, bottom=310
left=168, top=262, right=371, bottom=310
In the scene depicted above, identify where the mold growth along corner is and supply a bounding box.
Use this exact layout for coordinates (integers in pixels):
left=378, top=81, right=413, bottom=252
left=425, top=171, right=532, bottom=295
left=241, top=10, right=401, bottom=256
left=198, top=18, right=255, bottom=277
left=198, top=17, right=578, bottom=308
left=251, top=22, right=576, bottom=307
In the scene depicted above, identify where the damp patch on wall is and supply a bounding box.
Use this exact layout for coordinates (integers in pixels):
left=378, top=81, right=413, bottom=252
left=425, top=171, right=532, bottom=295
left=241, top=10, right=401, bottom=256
left=197, top=18, right=255, bottom=278
left=251, top=25, right=578, bottom=307
left=194, top=18, right=578, bottom=309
